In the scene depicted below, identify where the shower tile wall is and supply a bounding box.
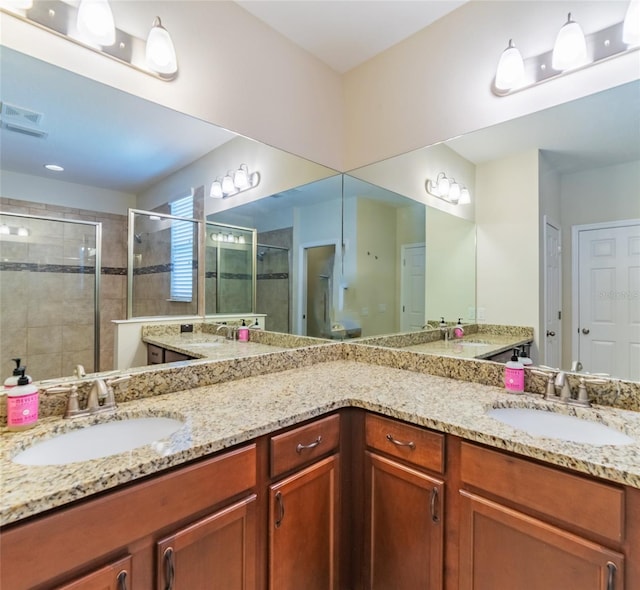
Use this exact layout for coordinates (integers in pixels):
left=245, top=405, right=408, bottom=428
left=257, top=228, right=292, bottom=333
left=0, top=198, right=127, bottom=380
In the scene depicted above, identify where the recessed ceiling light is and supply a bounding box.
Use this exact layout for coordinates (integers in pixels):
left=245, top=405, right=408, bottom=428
left=44, top=164, right=64, bottom=172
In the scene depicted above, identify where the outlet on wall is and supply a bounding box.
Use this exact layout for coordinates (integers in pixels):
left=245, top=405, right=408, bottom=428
left=180, top=324, right=194, bottom=333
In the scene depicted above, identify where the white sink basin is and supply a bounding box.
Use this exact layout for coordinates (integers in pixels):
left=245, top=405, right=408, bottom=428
left=13, top=417, right=185, bottom=465
left=487, top=407, right=634, bottom=446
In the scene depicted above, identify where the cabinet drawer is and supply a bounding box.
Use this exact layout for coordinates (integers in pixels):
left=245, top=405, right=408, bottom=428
left=148, top=344, right=164, bottom=364
left=270, top=414, right=340, bottom=478
left=365, top=413, right=444, bottom=474
left=460, top=442, right=624, bottom=544
left=164, top=349, right=192, bottom=363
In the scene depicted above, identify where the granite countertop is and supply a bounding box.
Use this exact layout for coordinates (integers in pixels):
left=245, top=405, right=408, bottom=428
left=2, top=359, right=640, bottom=527
left=144, top=334, right=288, bottom=360
left=402, top=333, right=531, bottom=359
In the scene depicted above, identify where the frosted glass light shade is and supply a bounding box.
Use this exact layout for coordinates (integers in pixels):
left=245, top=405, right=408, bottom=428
left=552, top=13, right=587, bottom=71
left=146, top=17, right=178, bottom=75
left=495, top=39, right=525, bottom=91
left=233, top=166, right=249, bottom=189
left=459, top=187, right=471, bottom=205
left=448, top=182, right=461, bottom=204
left=76, top=0, right=116, bottom=46
left=221, top=175, right=235, bottom=195
left=437, top=174, right=450, bottom=196
left=623, top=0, right=640, bottom=46
left=210, top=181, right=223, bottom=199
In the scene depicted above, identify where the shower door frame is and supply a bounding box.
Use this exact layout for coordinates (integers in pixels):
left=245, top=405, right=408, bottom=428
left=0, top=211, right=102, bottom=373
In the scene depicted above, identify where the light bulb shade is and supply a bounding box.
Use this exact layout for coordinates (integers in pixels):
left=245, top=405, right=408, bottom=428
left=210, top=181, right=223, bottom=199
left=0, top=224, right=10, bottom=235
left=17, top=227, right=29, bottom=237
left=437, top=173, right=450, bottom=197
left=448, top=182, right=461, bottom=204
left=552, top=13, right=587, bottom=71
left=76, top=0, right=116, bottom=46
left=233, top=166, right=249, bottom=189
left=221, top=175, right=235, bottom=195
left=623, top=0, right=640, bottom=46
left=459, top=188, right=471, bottom=205
left=495, top=40, right=525, bottom=91
left=146, top=17, right=178, bottom=75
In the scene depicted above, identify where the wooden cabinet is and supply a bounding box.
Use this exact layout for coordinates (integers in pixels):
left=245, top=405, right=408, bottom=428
left=458, top=442, right=626, bottom=590
left=156, top=495, right=257, bottom=590
left=147, top=343, right=193, bottom=364
left=268, top=415, right=341, bottom=590
left=1, top=444, right=257, bottom=589
left=54, top=556, right=131, bottom=590
left=363, top=413, right=445, bottom=590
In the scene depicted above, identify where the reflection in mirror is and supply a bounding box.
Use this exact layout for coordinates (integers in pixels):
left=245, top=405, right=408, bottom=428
left=128, top=209, right=200, bottom=319
left=0, top=212, right=101, bottom=381
left=0, top=47, right=339, bottom=381
left=205, top=223, right=256, bottom=315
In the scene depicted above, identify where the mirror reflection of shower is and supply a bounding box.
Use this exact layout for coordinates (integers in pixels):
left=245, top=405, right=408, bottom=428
left=256, top=243, right=291, bottom=332
left=305, top=245, right=335, bottom=338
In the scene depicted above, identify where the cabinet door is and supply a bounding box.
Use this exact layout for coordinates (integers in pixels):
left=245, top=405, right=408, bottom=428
left=459, top=491, right=624, bottom=590
left=269, top=455, right=339, bottom=590
left=156, top=494, right=257, bottom=590
left=54, top=555, right=131, bottom=590
left=364, top=452, right=444, bottom=590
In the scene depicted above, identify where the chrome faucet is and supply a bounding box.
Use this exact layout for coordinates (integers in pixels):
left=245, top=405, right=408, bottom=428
left=44, top=375, right=130, bottom=419
left=422, top=322, right=437, bottom=330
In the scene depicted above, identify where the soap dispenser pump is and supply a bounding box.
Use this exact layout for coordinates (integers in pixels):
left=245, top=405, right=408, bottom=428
left=4, top=358, right=31, bottom=389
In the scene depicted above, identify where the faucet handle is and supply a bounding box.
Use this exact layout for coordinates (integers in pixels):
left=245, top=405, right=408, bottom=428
left=106, top=374, right=131, bottom=387
left=101, top=375, right=131, bottom=411
left=45, top=384, right=84, bottom=418
left=531, top=368, right=558, bottom=399
left=575, top=375, right=609, bottom=406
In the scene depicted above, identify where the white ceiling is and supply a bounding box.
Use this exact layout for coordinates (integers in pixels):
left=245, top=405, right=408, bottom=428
left=235, top=0, right=468, bottom=73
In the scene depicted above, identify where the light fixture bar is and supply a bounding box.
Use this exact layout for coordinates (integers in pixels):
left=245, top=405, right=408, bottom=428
left=0, top=0, right=177, bottom=81
left=493, top=20, right=639, bottom=96
left=209, top=164, right=261, bottom=199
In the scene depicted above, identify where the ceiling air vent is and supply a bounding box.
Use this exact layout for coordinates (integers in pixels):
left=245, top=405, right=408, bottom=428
left=0, top=102, right=48, bottom=138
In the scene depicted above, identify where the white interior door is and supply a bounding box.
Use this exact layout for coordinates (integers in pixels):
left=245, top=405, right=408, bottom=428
left=575, top=221, right=640, bottom=380
left=544, top=219, right=562, bottom=368
left=400, top=243, right=426, bottom=332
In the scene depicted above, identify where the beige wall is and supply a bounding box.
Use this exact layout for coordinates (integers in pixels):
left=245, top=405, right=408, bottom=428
left=475, top=150, right=540, bottom=356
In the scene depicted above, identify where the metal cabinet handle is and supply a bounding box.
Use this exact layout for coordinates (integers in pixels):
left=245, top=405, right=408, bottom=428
left=117, top=570, right=128, bottom=590
left=296, top=435, right=322, bottom=454
left=429, top=487, right=440, bottom=523
left=607, top=562, right=617, bottom=590
left=275, top=491, right=285, bottom=528
left=386, top=433, right=416, bottom=450
left=582, top=328, right=590, bottom=335
left=163, top=547, right=175, bottom=590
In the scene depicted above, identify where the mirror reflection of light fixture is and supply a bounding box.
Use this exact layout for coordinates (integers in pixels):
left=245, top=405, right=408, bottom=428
left=76, top=0, right=116, bottom=47
left=0, top=0, right=178, bottom=81
left=209, top=164, right=261, bottom=199
left=552, top=13, right=587, bottom=71
left=146, top=17, right=178, bottom=76
left=0, top=223, right=30, bottom=236
left=493, top=3, right=639, bottom=96
left=425, top=172, right=471, bottom=206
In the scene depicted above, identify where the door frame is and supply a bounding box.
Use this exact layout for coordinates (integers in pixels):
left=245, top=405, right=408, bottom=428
left=542, top=216, right=561, bottom=368
left=296, top=239, right=341, bottom=336
left=571, top=218, right=640, bottom=367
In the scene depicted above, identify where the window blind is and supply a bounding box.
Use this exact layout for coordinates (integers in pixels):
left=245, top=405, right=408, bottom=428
left=169, top=195, right=194, bottom=302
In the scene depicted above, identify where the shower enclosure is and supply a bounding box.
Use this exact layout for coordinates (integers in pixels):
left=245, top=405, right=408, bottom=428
left=0, top=212, right=101, bottom=381
left=256, top=244, right=291, bottom=332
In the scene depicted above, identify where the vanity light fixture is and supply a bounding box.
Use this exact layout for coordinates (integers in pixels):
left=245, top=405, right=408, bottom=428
left=493, top=2, right=640, bottom=96
left=44, top=163, right=64, bottom=172
left=0, top=0, right=178, bottom=80
left=425, top=172, right=471, bottom=205
left=0, top=223, right=30, bottom=237
left=209, top=164, right=261, bottom=199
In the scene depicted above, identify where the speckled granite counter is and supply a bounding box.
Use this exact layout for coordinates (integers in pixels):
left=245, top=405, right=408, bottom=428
left=144, top=333, right=289, bottom=360
left=2, top=359, right=640, bottom=526
left=401, top=333, right=531, bottom=359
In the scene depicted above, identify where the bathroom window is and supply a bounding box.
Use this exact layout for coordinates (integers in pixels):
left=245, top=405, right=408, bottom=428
left=169, top=194, right=194, bottom=302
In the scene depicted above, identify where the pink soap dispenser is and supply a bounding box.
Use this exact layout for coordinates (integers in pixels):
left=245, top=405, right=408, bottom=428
left=238, top=319, right=249, bottom=342
left=6, top=368, right=39, bottom=431
left=453, top=319, right=465, bottom=339
left=504, top=349, right=525, bottom=393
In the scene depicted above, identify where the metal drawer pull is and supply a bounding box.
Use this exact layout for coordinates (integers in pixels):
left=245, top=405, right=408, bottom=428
left=296, top=435, right=322, bottom=454
left=385, top=433, right=416, bottom=450
left=607, top=562, right=617, bottom=590
left=163, top=547, right=175, bottom=590
left=429, top=487, right=440, bottom=523
left=117, top=570, right=128, bottom=590
left=275, top=491, right=285, bottom=528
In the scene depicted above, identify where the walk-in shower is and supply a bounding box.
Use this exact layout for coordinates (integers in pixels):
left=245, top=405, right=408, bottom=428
left=0, top=212, right=101, bottom=381
left=256, top=243, right=291, bottom=333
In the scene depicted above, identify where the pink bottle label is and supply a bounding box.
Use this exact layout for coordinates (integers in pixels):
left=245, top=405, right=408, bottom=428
left=7, top=392, right=39, bottom=427
left=504, top=367, right=524, bottom=392
left=238, top=328, right=249, bottom=342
